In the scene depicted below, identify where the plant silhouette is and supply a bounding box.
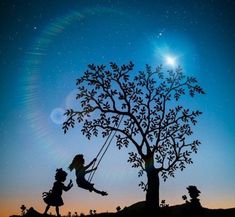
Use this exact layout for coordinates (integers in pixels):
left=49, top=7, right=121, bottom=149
left=68, top=154, right=108, bottom=196
left=42, top=168, right=73, bottom=217
left=116, top=206, right=121, bottom=212
left=20, top=204, right=27, bottom=216
left=63, top=62, right=205, bottom=210
left=160, top=200, right=169, bottom=207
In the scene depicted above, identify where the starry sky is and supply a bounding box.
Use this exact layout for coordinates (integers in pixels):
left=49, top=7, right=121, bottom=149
left=1, top=0, right=235, bottom=216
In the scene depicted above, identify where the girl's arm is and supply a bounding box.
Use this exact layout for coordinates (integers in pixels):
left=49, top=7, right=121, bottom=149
left=85, top=167, right=97, bottom=174
left=84, top=158, right=96, bottom=170
left=63, top=180, right=73, bottom=191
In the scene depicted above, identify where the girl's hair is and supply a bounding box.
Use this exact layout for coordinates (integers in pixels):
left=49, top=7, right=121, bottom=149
left=68, top=154, right=84, bottom=171
left=55, top=168, right=67, bottom=181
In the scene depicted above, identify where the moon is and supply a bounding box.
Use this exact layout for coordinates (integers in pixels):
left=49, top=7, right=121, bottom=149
left=165, top=55, right=177, bottom=67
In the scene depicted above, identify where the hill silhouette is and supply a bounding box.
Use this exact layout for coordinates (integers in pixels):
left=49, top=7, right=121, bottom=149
left=10, top=201, right=235, bottom=217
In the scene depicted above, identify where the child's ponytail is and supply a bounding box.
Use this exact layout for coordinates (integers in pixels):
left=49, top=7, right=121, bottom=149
left=68, top=154, right=83, bottom=171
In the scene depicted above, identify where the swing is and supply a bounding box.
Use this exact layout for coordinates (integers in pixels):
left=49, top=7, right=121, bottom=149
left=87, top=115, right=124, bottom=182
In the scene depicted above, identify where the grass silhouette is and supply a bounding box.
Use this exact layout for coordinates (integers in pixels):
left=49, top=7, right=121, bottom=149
left=10, top=201, right=235, bottom=217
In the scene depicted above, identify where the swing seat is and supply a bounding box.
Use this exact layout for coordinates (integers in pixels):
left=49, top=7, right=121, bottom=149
left=76, top=179, right=94, bottom=192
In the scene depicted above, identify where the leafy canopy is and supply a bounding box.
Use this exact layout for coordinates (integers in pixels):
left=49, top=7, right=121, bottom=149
left=63, top=62, right=204, bottom=185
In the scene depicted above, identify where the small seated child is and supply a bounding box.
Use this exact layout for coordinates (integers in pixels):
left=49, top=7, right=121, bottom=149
left=43, top=168, right=73, bottom=216
left=68, top=154, right=108, bottom=196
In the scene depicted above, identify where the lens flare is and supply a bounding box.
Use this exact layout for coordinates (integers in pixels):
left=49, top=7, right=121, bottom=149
left=50, top=108, right=66, bottom=124
left=21, top=7, right=128, bottom=163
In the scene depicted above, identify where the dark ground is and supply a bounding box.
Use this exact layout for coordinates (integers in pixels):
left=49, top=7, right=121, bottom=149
left=11, top=201, right=235, bottom=217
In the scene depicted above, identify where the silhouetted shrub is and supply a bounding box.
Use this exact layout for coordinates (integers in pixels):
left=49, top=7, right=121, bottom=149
left=116, top=206, right=121, bottom=212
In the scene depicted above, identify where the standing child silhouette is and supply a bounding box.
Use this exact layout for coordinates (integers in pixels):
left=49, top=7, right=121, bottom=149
left=68, top=154, right=108, bottom=196
left=43, top=168, right=73, bottom=217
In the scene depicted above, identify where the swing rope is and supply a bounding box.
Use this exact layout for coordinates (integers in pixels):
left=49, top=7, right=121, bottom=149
left=88, top=115, right=124, bottom=182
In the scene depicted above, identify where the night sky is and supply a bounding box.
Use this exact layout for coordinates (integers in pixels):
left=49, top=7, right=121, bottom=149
left=1, top=0, right=235, bottom=216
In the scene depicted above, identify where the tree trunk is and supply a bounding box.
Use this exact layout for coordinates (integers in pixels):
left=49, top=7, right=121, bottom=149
left=145, top=159, right=160, bottom=210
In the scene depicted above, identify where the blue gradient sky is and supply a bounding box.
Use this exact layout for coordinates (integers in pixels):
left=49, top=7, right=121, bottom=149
left=1, top=0, right=235, bottom=216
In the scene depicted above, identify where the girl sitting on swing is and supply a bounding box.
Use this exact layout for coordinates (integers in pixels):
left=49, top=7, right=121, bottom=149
left=68, top=154, right=108, bottom=196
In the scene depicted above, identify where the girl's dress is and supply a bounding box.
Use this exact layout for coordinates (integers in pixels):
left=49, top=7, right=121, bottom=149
left=43, top=181, right=65, bottom=206
left=76, top=167, right=94, bottom=191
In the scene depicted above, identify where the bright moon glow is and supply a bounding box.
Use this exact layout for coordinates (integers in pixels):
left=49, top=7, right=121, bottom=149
left=165, top=55, right=177, bottom=67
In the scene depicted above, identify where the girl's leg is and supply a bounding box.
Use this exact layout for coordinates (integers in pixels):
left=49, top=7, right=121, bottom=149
left=44, top=205, right=50, bottom=214
left=78, top=179, right=108, bottom=196
left=55, top=206, right=60, bottom=217
left=92, top=187, right=108, bottom=196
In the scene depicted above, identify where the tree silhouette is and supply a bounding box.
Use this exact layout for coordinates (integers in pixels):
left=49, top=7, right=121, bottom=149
left=63, top=62, right=205, bottom=209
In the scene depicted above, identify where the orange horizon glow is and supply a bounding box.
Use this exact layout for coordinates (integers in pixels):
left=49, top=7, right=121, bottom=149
left=1, top=194, right=235, bottom=217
